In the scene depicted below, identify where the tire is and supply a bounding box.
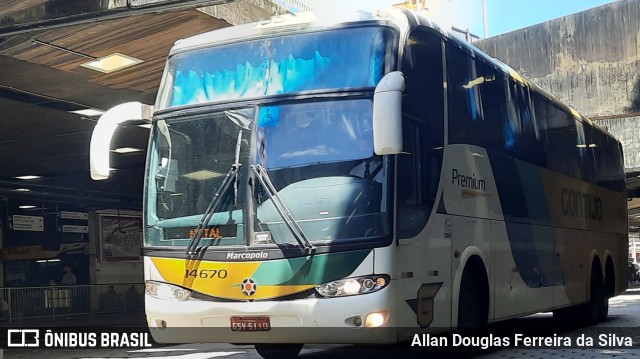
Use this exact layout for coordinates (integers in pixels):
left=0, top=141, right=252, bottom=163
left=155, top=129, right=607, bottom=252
left=583, top=263, right=607, bottom=325
left=457, top=266, right=488, bottom=331
left=554, top=263, right=608, bottom=326
left=598, top=274, right=609, bottom=322
left=254, top=344, right=303, bottom=359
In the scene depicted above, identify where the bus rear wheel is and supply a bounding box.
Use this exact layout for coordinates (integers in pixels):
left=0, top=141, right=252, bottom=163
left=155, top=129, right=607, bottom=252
left=590, top=264, right=608, bottom=323
left=553, top=262, right=608, bottom=326
left=254, top=344, right=303, bottom=359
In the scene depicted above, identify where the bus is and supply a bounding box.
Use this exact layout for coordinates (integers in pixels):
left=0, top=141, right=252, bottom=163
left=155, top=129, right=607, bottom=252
left=89, top=8, right=628, bottom=358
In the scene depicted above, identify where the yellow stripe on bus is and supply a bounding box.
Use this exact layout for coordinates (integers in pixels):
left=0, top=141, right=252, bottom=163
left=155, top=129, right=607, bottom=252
left=150, top=257, right=316, bottom=300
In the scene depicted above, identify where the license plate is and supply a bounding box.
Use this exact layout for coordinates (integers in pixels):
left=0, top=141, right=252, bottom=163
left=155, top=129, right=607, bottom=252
left=230, top=316, right=271, bottom=331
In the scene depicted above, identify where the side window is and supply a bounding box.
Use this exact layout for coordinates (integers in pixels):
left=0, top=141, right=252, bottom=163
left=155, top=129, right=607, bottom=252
left=590, top=129, right=625, bottom=191
left=532, top=93, right=549, bottom=154
left=609, top=140, right=625, bottom=191
left=513, top=83, right=545, bottom=166
left=446, top=44, right=478, bottom=145
left=503, top=80, right=522, bottom=155
left=397, top=28, right=445, bottom=239
left=574, top=120, right=591, bottom=181
left=542, top=104, right=578, bottom=178
left=476, top=60, right=506, bottom=152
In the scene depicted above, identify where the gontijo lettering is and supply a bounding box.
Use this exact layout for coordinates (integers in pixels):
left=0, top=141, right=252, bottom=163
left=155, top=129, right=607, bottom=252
left=560, top=188, right=603, bottom=221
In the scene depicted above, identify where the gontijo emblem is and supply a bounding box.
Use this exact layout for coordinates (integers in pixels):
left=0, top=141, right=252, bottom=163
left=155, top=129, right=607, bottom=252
left=241, top=278, right=257, bottom=296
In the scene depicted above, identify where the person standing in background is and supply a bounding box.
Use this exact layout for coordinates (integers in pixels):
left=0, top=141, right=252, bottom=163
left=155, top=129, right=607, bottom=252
left=60, top=266, right=77, bottom=285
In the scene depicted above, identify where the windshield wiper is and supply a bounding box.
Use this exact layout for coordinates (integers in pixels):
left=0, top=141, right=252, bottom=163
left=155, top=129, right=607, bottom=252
left=186, top=130, right=243, bottom=255
left=250, top=164, right=315, bottom=254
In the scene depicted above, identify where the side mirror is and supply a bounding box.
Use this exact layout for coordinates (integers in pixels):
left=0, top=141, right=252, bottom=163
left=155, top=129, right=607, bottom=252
left=373, top=71, right=405, bottom=155
left=90, top=102, right=153, bottom=180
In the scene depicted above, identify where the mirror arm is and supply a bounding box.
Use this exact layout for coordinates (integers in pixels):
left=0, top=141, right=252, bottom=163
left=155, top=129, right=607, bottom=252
left=89, top=102, right=153, bottom=180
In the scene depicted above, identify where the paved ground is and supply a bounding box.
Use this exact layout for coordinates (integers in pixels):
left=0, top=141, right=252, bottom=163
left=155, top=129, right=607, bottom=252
left=4, top=287, right=640, bottom=358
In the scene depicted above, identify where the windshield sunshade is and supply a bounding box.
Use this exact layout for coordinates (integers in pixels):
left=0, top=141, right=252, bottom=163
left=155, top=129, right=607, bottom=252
left=159, top=27, right=391, bottom=109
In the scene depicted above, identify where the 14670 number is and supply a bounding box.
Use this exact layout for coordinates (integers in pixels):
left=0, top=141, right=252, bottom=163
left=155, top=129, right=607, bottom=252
left=184, top=269, right=228, bottom=279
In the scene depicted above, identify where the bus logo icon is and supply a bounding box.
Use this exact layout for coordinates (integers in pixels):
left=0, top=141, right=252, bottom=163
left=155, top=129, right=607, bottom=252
left=7, top=329, right=40, bottom=347
left=241, top=278, right=257, bottom=296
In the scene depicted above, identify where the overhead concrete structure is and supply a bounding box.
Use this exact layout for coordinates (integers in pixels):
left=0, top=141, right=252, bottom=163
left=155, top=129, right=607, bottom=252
left=475, top=0, right=640, bottom=177
left=0, top=0, right=289, bottom=208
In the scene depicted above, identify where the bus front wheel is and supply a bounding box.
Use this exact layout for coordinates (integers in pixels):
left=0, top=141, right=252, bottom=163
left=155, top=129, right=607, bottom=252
left=457, top=260, right=489, bottom=330
left=254, top=344, right=303, bottom=359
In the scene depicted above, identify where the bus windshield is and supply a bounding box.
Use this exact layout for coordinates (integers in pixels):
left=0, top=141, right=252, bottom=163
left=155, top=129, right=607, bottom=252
left=146, top=99, right=391, bottom=248
left=157, top=27, right=392, bottom=110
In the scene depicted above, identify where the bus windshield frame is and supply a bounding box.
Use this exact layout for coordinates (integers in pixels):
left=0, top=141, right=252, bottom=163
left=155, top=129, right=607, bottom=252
left=145, top=98, right=393, bottom=250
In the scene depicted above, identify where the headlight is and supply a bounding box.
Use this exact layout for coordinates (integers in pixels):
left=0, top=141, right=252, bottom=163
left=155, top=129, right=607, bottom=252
left=145, top=280, right=192, bottom=301
left=315, top=275, right=390, bottom=298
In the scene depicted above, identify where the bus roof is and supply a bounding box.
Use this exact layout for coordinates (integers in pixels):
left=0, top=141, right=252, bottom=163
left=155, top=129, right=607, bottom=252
left=169, top=8, right=413, bottom=55
left=168, top=8, right=610, bottom=136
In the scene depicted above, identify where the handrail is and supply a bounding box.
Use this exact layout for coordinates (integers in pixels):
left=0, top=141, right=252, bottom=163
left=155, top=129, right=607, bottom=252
left=0, top=283, right=144, bottom=323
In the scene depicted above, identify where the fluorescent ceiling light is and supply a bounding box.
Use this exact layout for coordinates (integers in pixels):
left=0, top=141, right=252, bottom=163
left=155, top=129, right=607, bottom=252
left=37, top=259, right=61, bottom=263
left=70, top=108, right=105, bottom=117
left=19, top=205, right=37, bottom=209
left=183, top=170, right=223, bottom=181
left=12, top=188, right=31, bottom=192
left=81, top=53, right=143, bottom=73
left=15, top=175, right=41, bottom=180
left=112, top=147, right=144, bottom=154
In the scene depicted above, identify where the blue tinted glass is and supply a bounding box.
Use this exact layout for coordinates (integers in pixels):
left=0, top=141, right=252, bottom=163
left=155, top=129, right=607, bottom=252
left=258, top=100, right=374, bottom=169
left=258, top=106, right=280, bottom=127
left=162, top=27, right=389, bottom=109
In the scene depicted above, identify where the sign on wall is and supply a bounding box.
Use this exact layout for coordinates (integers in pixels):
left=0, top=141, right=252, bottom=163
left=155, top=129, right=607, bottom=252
left=60, top=211, right=89, bottom=220
left=12, top=215, right=44, bottom=232
left=98, top=215, right=142, bottom=261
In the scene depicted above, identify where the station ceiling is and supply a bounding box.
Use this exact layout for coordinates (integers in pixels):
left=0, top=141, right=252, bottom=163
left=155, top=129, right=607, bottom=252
left=0, top=0, right=234, bottom=209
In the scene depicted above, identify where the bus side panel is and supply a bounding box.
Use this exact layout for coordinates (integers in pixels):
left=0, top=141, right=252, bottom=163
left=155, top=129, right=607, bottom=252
left=440, top=144, right=626, bottom=321
left=541, top=164, right=628, bottom=305
left=488, top=148, right=627, bottom=316
left=440, top=145, right=500, bottom=324
left=491, top=221, right=555, bottom=319
left=396, top=214, right=452, bottom=339
left=552, top=227, right=588, bottom=307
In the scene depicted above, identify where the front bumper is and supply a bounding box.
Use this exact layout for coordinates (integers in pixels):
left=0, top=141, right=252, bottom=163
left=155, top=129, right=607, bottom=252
left=146, top=282, right=397, bottom=344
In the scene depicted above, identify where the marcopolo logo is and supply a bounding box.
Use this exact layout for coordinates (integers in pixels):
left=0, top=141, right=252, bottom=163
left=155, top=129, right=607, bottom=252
left=226, top=251, right=268, bottom=260
left=7, top=329, right=40, bottom=347
left=241, top=278, right=258, bottom=296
